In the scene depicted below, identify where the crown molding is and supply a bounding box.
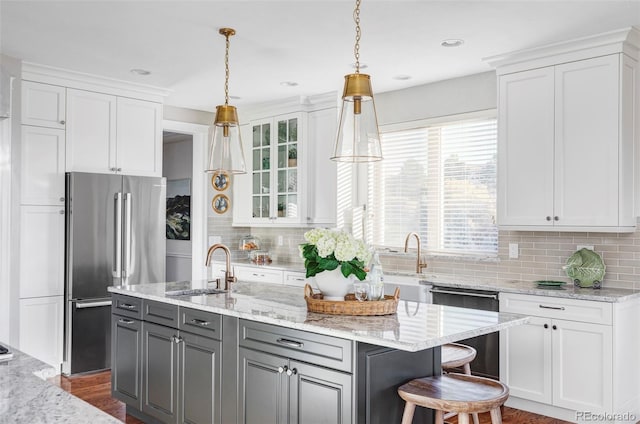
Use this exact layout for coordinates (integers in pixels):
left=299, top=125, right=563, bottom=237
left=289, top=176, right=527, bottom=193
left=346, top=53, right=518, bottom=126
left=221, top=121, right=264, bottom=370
left=485, top=26, right=640, bottom=75
left=22, top=62, right=171, bottom=102
left=240, top=91, right=339, bottom=121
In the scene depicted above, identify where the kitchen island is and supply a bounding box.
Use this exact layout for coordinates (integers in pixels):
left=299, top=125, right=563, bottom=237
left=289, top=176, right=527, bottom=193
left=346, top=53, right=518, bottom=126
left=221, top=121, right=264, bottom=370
left=108, top=280, right=528, bottom=424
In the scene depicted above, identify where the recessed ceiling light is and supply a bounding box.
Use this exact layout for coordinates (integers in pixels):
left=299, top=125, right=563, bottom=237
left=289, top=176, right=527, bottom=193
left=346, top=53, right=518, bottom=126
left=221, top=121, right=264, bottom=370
left=441, top=39, right=464, bottom=48
left=393, top=75, right=412, bottom=81
left=280, top=81, right=299, bottom=87
left=130, top=68, right=151, bottom=76
left=351, top=63, right=368, bottom=70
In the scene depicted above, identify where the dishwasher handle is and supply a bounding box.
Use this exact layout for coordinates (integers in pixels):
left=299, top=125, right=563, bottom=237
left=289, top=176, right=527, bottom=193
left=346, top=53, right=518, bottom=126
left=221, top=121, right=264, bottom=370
left=430, top=287, right=498, bottom=300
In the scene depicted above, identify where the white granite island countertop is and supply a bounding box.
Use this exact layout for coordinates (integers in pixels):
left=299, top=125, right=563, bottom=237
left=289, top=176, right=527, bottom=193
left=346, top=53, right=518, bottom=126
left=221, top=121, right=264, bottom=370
left=108, top=280, right=528, bottom=352
left=0, top=345, right=120, bottom=424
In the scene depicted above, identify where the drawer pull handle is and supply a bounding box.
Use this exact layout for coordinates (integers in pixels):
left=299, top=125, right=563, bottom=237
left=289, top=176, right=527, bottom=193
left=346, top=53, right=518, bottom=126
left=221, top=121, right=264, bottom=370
left=539, top=305, right=565, bottom=311
left=276, top=338, right=304, bottom=349
left=118, top=318, right=135, bottom=325
left=252, top=273, right=265, bottom=277
left=120, top=303, right=137, bottom=310
left=190, top=318, right=211, bottom=327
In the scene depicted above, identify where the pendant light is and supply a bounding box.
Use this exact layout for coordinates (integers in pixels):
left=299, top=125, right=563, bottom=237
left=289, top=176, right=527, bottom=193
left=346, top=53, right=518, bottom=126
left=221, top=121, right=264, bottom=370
left=331, top=0, right=382, bottom=162
left=206, top=27, right=247, bottom=174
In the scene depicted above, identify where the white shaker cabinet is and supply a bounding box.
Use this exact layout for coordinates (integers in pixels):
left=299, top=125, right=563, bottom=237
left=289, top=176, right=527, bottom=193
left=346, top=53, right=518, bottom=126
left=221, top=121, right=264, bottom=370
left=21, top=81, right=66, bottom=129
left=500, top=293, right=638, bottom=422
left=116, top=97, right=162, bottom=177
left=489, top=27, right=639, bottom=232
left=233, top=102, right=338, bottom=228
left=19, top=205, right=65, bottom=298
left=66, top=89, right=162, bottom=176
left=498, top=54, right=636, bottom=231
left=19, top=295, right=64, bottom=369
left=20, top=126, right=66, bottom=205
left=66, top=88, right=117, bottom=174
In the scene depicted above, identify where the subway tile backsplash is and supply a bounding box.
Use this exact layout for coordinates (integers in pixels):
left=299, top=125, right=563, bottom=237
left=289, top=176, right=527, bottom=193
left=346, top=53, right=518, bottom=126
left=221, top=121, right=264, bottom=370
left=208, top=217, right=640, bottom=290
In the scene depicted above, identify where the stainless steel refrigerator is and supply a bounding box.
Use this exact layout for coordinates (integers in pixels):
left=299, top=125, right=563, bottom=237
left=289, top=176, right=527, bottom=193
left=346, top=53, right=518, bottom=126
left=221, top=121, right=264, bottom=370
left=63, top=172, right=166, bottom=375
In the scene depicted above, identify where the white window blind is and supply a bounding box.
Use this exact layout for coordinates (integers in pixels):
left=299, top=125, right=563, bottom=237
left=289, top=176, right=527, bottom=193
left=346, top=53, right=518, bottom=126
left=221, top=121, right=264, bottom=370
left=366, top=116, right=497, bottom=255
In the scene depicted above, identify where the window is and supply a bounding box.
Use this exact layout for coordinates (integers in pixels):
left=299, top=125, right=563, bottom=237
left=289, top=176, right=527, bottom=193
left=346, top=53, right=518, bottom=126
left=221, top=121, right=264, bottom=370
left=364, top=114, right=497, bottom=255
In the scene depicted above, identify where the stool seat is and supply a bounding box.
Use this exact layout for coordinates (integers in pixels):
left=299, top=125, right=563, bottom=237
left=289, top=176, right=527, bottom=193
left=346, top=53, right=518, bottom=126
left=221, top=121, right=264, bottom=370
left=441, top=343, right=477, bottom=371
left=398, top=373, right=509, bottom=424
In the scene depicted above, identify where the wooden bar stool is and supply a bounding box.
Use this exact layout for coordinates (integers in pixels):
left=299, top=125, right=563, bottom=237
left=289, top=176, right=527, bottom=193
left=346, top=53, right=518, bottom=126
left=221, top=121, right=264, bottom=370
left=398, top=373, right=509, bottom=424
left=441, top=343, right=476, bottom=375
left=441, top=343, right=479, bottom=424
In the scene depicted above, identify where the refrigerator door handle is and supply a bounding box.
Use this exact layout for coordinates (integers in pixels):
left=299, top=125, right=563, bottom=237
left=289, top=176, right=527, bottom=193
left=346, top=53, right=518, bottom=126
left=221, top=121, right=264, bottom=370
left=113, top=193, right=123, bottom=278
left=123, top=192, right=132, bottom=278
left=75, top=300, right=113, bottom=309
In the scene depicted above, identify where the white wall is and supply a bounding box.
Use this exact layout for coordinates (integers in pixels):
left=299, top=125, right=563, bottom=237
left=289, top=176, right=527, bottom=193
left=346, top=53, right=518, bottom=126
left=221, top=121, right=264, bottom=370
left=163, top=134, right=193, bottom=281
left=0, top=54, right=21, bottom=345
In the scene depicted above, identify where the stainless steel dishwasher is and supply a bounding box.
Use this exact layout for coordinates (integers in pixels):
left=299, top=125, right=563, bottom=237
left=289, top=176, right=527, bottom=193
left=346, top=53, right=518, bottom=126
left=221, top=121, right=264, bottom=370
left=430, top=285, right=500, bottom=380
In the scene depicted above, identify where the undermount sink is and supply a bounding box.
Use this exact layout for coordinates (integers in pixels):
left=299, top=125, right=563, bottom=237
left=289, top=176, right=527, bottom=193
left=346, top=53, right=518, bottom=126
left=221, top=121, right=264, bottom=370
left=165, top=288, right=227, bottom=296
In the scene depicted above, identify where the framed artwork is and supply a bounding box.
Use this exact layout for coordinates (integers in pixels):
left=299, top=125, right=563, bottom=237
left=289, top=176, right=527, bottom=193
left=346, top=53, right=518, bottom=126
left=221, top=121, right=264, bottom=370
left=166, top=178, right=191, bottom=240
left=212, top=171, right=230, bottom=191
left=212, top=193, right=230, bottom=214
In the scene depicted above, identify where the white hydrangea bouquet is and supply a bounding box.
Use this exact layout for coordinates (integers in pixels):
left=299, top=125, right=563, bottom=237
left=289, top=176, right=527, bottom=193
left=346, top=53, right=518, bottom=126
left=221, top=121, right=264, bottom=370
left=299, top=228, right=372, bottom=281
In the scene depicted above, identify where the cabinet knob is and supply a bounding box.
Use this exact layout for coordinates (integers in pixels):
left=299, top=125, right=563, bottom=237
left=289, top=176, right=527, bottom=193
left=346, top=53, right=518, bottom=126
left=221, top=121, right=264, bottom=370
left=59, top=210, right=65, bottom=215
left=59, top=120, right=65, bottom=125
left=278, top=366, right=285, bottom=374
left=543, top=323, right=549, bottom=329
left=110, top=167, right=117, bottom=172
left=59, top=197, right=65, bottom=202
left=117, top=168, right=122, bottom=172
left=286, top=367, right=297, bottom=376
left=554, top=216, right=559, bottom=221
left=552, top=325, right=557, bottom=330
left=546, top=216, right=552, bottom=221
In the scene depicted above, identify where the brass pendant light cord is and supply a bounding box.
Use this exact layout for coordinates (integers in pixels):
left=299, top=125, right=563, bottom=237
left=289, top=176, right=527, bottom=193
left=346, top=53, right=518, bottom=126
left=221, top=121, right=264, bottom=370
left=224, top=31, right=230, bottom=106
left=353, top=0, right=361, bottom=74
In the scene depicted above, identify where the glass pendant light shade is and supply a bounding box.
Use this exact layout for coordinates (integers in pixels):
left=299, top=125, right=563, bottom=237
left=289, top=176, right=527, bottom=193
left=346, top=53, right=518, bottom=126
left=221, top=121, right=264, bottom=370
left=206, top=104, right=246, bottom=174
left=332, top=73, right=382, bottom=162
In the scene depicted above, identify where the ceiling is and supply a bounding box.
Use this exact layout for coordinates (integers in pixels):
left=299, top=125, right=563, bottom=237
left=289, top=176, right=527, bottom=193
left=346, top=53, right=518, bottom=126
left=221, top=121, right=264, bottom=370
left=2, top=1, right=639, bottom=113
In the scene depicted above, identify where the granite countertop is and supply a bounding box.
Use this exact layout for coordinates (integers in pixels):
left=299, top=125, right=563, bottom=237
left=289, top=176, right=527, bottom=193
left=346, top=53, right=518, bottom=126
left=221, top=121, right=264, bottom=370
left=211, top=259, right=640, bottom=303
left=0, top=345, right=120, bottom=424
left=108, top=280, right=528, bottom=352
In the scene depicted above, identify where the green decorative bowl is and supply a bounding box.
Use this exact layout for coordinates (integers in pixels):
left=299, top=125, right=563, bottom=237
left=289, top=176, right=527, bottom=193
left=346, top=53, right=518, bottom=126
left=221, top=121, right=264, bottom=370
left=564, top=248, right=605, bottom=289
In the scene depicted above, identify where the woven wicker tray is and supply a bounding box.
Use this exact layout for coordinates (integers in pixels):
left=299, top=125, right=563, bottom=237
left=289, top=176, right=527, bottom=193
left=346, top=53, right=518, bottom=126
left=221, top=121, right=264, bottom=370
left=304, top=284, right=400, bottom=316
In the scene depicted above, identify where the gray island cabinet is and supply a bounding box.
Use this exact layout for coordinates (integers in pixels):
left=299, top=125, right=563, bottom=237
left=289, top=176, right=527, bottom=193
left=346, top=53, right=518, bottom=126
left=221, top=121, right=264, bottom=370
left=109, top=281, right=527, bottom=424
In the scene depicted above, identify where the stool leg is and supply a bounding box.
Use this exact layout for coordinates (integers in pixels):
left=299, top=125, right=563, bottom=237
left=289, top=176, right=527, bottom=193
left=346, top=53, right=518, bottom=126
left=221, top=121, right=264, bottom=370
left=490, top=407, right=503, bottom=424
left=400, top=401, right=416, bottom=424
left=458, top=413, right=471, bottom=424
left=463, top=363, right=471, bottom=375
left=435, top=409, right=444, bottom=424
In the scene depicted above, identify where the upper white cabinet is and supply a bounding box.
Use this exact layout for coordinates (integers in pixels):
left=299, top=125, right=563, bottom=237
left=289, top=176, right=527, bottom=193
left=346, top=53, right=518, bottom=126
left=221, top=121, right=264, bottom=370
left=21, top=81, right=66, bottom=129
left=489, top=28, right=639, bottom=232
left=66, top=88, right=117, bottom=174
left=116, top=97, right=162, bottom=177
left=233, top=94, right=338, bottom=227
left=66, top=89, right=162, bottom=177
left=21, top=126, right=66, bottom=205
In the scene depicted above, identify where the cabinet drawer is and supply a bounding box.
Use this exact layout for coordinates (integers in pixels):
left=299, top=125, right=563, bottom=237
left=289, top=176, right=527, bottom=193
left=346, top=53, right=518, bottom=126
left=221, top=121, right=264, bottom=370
left=235, top=266, right=283, bottom=284
left=283, top=271, right=308, bottom=288
left=179, top=307, right=222, bottom=340
left=143, top=299, right=179, bottom=327
left=112, top=294, right=143, bottom=319
left=499, top=292, right=612, bottom=325
left=239, top=320, right=353, bottom=373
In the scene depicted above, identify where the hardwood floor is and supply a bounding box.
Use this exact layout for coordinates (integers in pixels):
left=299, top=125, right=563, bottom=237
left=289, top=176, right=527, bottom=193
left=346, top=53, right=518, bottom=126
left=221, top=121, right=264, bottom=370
left=48, top=371, right=143, bottom=423
left=50, top=370, right=569, bottom=424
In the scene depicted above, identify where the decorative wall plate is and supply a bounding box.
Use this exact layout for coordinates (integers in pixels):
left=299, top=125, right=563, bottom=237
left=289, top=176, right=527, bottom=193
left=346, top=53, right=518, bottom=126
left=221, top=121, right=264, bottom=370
left=211, top=171, right=230, bottom=191
left=212, top=194, right=230, bottom=214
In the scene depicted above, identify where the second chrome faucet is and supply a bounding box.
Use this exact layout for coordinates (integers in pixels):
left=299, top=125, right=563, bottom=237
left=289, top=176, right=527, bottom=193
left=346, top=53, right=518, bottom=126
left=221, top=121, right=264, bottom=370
left=404, top=232, right=428, bottom=274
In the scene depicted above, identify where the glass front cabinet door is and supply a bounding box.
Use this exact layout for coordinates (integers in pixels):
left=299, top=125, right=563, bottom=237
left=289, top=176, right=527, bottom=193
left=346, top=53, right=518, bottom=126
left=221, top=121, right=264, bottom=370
left=249, top=113, right=302, bottom=224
